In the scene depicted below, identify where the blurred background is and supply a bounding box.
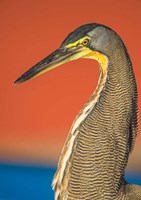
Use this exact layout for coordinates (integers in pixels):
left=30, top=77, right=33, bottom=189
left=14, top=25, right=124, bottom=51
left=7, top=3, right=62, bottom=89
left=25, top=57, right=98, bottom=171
left=0, top=0, right=141, bottom=199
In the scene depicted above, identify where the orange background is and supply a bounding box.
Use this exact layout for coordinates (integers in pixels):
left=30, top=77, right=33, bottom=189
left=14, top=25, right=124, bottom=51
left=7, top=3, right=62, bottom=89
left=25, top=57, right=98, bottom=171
left=0, top=0, right=141, bottom=171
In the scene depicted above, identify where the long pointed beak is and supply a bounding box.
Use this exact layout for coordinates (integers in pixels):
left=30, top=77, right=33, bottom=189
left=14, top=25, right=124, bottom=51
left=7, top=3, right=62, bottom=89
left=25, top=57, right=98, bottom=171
left=14, top=46, right=92, bottom=84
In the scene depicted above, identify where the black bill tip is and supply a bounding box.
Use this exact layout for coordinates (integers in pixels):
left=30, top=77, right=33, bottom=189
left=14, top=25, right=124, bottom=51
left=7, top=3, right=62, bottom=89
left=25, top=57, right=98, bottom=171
left=14, top=69, right=35, bottom=85
left=13, top=49, right=60, bottom=85
left=14, top=58, right=48, bottom=85
left=14, top=75, right=29, bottom=85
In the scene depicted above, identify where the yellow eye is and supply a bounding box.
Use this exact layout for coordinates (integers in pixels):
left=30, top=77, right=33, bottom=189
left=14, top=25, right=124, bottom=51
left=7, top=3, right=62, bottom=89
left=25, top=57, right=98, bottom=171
left=82, top=38, right=90, bottom=46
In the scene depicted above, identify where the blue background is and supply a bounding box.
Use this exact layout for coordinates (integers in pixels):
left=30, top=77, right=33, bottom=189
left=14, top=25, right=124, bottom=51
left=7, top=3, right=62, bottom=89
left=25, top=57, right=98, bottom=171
left=0, top=163, right=141, bottom=200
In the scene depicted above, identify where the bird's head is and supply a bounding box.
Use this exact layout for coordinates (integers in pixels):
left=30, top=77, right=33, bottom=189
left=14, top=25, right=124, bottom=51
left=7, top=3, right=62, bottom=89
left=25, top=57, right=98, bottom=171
left=14, top=23, right=113, bottom=84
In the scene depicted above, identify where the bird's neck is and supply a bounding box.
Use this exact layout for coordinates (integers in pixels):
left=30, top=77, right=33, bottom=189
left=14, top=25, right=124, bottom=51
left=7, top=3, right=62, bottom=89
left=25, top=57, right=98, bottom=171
left=75, top=46, right=135, bottom=197
left=71, top=47, right=135, bottom=197
left=70, top=52, right=108, bottom=135
left=53, top=44, right=137, bottom=199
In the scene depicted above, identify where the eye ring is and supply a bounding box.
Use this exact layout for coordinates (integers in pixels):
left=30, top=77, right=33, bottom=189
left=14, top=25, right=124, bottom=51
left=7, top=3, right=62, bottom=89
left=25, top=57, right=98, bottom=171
left=82, top=38, right=90, bottom=46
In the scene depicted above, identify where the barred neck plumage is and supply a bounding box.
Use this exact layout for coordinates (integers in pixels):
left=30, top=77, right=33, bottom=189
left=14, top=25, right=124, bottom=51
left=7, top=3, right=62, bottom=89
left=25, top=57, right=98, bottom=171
left=53, top=43, right=138, bottom=200
left=52, top=53, right=109, bottom=200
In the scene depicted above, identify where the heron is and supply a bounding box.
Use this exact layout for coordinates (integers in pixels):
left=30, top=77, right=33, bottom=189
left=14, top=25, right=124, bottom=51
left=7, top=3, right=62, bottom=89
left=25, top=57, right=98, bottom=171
left=14, top=23, right=141, bottom=199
